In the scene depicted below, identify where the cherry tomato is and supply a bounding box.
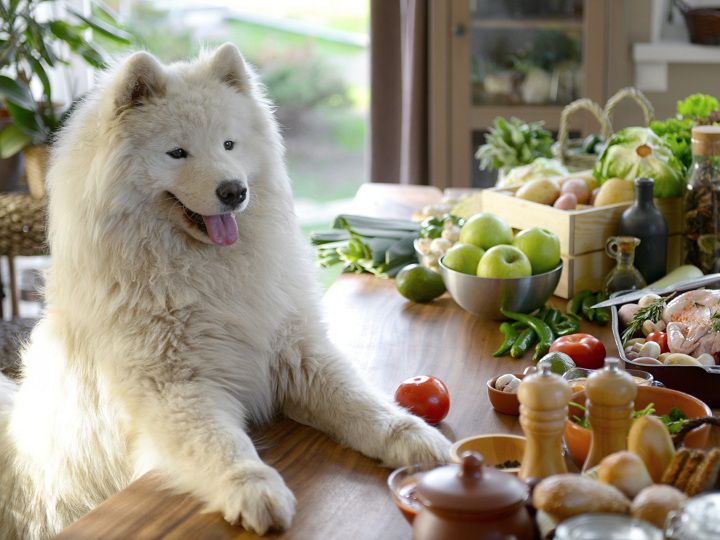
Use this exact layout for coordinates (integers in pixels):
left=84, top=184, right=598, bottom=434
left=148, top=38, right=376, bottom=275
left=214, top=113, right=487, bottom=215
left=394, top=375, right=450, bottom=425
left=549, top=333, right=606, bottom=370
left=646, top=331, right=669, bottom=353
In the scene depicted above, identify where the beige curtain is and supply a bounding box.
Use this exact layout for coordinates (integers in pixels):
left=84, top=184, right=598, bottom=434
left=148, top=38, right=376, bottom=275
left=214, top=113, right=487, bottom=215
left=370, top=0, right=428, bottom=185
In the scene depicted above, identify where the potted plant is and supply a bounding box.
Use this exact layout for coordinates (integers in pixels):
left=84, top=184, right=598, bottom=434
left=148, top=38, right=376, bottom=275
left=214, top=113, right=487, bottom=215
left=0, top=0, right=132, bottom=197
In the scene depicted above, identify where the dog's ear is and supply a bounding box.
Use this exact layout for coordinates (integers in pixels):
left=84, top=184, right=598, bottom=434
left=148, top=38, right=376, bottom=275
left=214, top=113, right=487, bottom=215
left=113, top=51, right=166, bottom=114
left=209, top=43, right=250, bottom=93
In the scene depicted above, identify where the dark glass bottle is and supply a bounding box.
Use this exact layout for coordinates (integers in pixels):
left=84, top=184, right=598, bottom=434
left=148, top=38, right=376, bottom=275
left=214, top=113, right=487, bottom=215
left=617, top=177, right=668, bottom=283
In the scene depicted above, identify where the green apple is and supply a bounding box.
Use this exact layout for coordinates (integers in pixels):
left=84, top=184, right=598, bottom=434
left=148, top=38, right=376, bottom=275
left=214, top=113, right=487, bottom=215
left=442, top=243, right=485, bottom=275
left=458, top=213, right=513, bottom=250
left=512, top=227, right=561, bottom=274
left=477, top=245, right=532, bottom=279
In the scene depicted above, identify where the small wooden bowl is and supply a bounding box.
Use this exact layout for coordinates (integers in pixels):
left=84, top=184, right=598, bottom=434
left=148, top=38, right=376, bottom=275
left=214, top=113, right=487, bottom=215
left=564, top=385, right=712, bottom=468
left=487, top=373, right=525, bottom=416
left=450, top=434, right=526, bottom=475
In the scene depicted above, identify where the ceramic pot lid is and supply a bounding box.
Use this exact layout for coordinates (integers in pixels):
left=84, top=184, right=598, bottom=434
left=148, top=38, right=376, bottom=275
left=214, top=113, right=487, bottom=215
left=416, top=451, right=528, bottom=513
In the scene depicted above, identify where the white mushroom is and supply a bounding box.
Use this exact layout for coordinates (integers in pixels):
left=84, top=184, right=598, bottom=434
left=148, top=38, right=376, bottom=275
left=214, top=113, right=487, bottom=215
left=638, top=341, right=662, bottom=359
left=502, top=377, right=522, bottom=393
left=495, top=373, right=519, bottom=391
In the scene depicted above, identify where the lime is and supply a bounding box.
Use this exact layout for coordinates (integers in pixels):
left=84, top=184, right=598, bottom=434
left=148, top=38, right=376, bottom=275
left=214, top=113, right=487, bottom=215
left=396, top=264, right=446, bottom=303
left=537, top=352, right=576, bottom=375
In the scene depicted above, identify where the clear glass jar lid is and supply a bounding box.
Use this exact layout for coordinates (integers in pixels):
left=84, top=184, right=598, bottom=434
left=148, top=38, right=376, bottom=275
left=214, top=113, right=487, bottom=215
left=667, top=493, right=720, bottom=539
left=555, top=513, right=663, bottom=540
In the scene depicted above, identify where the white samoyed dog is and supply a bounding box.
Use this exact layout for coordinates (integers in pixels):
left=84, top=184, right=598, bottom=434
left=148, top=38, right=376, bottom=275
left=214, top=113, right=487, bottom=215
left=0, top=43, right=450, bottom=539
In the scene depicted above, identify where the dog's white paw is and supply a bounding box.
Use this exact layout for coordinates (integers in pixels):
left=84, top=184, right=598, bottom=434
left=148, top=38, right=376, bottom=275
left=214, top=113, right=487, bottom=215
left=219, top=463, right=296, bottom=535
left=381, top=414, right=451, bottom=468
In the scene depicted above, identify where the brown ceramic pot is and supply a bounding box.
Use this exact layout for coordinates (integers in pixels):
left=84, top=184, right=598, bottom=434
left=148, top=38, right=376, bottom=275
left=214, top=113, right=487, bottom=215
left=412, top=451, right=534, bottom=540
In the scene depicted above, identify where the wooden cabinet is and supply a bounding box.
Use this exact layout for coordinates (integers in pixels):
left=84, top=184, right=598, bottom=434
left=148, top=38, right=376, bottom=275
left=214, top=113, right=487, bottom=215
left=430, top=0, right=610, bottom=189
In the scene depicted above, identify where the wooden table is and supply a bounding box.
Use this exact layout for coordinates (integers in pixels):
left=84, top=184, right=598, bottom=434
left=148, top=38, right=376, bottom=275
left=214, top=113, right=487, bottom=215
left=56, top=275, right=610, bottom=540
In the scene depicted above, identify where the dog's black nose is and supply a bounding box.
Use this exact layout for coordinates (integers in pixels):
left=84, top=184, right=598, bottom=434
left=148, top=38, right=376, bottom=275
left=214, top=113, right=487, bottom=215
left=216, top=181, right=247, bottom=207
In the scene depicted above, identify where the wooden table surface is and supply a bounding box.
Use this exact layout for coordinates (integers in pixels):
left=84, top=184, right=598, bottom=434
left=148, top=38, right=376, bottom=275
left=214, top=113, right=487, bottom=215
left=56, top=275, right=614, bottom=540
left=56, top=184, right=719, bottom=540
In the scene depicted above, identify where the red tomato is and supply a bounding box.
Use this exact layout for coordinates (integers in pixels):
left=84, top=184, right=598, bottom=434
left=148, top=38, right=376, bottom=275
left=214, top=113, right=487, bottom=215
left=646, top=331, right=669, bottom=353
left=549, top=333, right=606, bottom=369
left=394, top=375, right=450, bottom=425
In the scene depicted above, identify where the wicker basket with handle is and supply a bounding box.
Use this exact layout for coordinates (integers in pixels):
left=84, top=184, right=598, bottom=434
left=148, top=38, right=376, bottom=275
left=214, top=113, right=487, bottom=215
left=552, top=98, right=612, bottom=170
left=604, top=86, right=655, bottom=130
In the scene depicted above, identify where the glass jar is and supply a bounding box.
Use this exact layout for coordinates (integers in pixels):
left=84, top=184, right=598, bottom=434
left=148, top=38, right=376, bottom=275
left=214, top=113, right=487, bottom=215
left=665, top=493, right=720, bottom=540
left=684, top=126, right=720, bottom=273
left=555, top=513, right=662, bottom=540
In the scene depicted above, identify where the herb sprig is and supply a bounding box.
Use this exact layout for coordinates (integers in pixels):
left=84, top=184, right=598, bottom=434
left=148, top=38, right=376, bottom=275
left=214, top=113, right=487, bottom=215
left=621, top=294, right=674, bottom=345
left=570, top=401, right=688, bottom=434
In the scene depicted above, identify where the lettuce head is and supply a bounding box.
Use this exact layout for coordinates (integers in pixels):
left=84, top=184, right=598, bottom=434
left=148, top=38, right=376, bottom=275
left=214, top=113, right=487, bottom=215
left=593, top=127, right=686, bottom=198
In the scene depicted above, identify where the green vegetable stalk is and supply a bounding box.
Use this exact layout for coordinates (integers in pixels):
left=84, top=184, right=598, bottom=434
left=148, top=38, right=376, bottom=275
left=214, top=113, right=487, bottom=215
left=311, top=215, right=420, bottom=278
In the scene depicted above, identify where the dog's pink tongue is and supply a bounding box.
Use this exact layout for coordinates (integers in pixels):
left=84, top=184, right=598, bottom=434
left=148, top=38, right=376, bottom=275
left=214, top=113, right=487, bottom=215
left=202, top=213, right=238, bottom=246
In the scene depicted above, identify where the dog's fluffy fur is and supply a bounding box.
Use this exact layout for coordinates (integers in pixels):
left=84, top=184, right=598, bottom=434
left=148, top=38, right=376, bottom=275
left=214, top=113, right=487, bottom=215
left=0, top=44, right=450, bottom=539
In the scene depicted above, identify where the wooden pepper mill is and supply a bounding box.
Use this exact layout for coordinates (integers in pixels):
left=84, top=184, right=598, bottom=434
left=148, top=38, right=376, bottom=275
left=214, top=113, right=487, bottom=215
left=517, top=365, right=571, bottom=480
left=583, top=357, right=637, bottom=471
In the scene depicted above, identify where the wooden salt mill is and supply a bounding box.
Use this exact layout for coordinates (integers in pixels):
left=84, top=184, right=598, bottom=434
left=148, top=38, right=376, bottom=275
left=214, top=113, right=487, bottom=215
left=583, top=357, right=637, bottom=471
left=517, top=365, right=571, bottom=480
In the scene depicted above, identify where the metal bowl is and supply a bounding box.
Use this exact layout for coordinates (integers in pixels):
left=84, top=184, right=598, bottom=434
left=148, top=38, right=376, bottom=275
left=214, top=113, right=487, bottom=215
left=438, top=257, right=563, bottom=320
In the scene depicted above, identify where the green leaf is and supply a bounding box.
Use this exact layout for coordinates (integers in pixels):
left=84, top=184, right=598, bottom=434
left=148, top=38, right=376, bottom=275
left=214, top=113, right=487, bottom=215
left=24, top=20, right=57, bottom=66
left=76, top=42, right=106, bottom=68
left=6, top=101, right=41, bottom=134
left=92, top=2, right=122, bottom=24
left=70, top=9, right=133, bottom=44
left=0, top=75, right=36, bottom=110
left=0, top=123, right=32, bottom=158
left=49, top=20, right=83, bottom=48
left=25, top=54, right=52, bottom=105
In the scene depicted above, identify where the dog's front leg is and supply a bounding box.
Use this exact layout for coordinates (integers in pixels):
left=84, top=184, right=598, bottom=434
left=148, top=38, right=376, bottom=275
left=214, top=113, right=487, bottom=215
left=280, top=338, right=451, bottom=468
left=125, top=382, right=295, bottom=535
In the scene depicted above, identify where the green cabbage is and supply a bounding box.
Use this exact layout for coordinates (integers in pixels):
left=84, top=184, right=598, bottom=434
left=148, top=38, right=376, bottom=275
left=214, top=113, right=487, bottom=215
left=593, top=127, right=686, bottom=198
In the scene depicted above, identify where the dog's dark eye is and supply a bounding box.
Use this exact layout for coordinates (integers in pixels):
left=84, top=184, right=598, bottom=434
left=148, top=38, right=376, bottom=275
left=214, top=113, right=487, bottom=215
left=223, top=140, right=234, bottom=151
left=166, top=148, right=188, bottom=159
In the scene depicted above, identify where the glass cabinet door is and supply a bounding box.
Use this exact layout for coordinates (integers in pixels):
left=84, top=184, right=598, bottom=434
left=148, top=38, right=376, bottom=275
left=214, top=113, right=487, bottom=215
left=469, top=0, right=584, bottom=107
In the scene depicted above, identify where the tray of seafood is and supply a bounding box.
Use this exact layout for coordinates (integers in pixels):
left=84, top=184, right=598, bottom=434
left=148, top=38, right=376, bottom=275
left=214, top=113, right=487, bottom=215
left=611, top=278, right=720, bottom=406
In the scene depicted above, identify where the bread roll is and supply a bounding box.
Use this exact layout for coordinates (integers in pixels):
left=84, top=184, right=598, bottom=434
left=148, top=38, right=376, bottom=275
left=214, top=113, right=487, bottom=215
left=631, top=485, right=687, bottom=529
left=597, top=451, right=653, bottom=499
left=628, top=415, right=675, bottom=482
left=533, top=474, right=630, bottom=521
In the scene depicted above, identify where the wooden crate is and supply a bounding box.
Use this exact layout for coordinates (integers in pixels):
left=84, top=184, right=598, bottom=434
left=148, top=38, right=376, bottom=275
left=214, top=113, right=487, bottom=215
left=480, top=187, right=683, bottom=256
left=479, top=188, right=685, bottom=298
left=556, top=235, right=683, bottom=298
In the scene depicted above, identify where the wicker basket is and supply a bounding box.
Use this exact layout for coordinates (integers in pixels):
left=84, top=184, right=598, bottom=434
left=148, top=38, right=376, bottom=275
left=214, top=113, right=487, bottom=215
left=604, top=86, right=654, bottom=129
left=22, top=144, right=49, bottom=199
left=552, top=98, right=612, bottom=170
left=0, top=192, right=49, bottom=318
left=674, top=0, right=720, bottom=45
